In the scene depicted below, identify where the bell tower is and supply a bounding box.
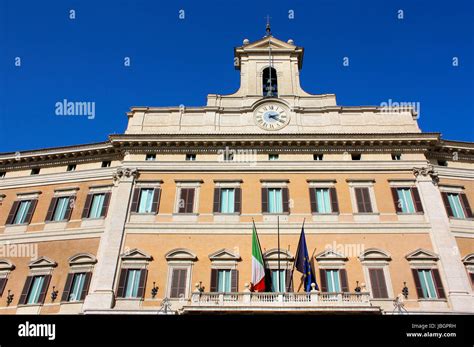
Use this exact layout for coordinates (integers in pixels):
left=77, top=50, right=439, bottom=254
left=233, top=30, right=305, bottom=98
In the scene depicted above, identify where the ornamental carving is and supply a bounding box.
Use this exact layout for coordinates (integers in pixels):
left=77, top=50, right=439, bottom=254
left=113, top=167, right=139, bottom=183
left=412, top=165, right=439, bottom=185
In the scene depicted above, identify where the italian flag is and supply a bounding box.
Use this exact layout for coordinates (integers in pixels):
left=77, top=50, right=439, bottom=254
left=251, top=223, right=266, bottom=292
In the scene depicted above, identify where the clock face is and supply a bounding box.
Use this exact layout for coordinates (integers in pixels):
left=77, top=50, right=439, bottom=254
left=254, top=103, right=290, bottom=130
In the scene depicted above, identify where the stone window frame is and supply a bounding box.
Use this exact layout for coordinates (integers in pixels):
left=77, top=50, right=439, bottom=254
left=347, top=179, right=379, bottom=214
left=68, top=253, right=97, bottom=274
left=0, top=259, right=15, bottom=296
left=115, top=249, right=153, bottom=301
left=130, top=180, right=163, bottom=215
left=208, top=248, right=241, bottom=270
left=307, top=180, right=339, bottom=215
left=213, top=180, right=243, bottom=216
left=405, top=248, right=446, bottom=302
left=165, top=248, right=197, bottom=300
left=388, top=180, right=424, bottom=215
left=18, top=256, right=57, bottom=307
left=358, top=248, right=394, bottom=299
left=173, top=180, right=203, bottom=215
left=462, top=254, right=474, bottom=289
left=262, top=249, right=294, bottom=271
left=315, top=249, right=348, bottom=270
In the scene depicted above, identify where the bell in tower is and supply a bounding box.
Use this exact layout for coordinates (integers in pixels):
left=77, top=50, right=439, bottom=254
left=263, top=67, right=278, bottom=98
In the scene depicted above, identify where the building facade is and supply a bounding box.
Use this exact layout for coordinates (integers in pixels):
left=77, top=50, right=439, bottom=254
left=0, top=34, right=473, bottom=315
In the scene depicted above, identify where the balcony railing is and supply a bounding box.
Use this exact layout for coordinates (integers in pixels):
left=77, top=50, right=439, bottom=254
left=184, top=290, right=377, bottom=313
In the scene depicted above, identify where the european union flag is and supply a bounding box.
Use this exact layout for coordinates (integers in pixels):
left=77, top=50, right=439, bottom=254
left=295, top=227, right=318, bottom=292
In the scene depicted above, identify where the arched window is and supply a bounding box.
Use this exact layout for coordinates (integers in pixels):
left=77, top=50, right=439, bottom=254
left=263, top=67, right=278, bottom=97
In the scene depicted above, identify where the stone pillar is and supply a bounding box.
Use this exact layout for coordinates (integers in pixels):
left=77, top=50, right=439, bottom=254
left=83, top=167, right=138, bottom=312
left=413, top=166, right=473, bottom=312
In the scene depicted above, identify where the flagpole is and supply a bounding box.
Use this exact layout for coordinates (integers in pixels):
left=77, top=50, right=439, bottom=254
left=287, top=218, right=305, bottom=292
left=277, top=215, right=280, bottom=292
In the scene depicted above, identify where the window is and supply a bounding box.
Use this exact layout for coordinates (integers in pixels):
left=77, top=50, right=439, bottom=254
left=116, top=268, right=147, bottom=299
left=217, top=270, right=232, bottom=292
left=213, top=188, right=241, bottom=214
left=391, top=154, right=401, bottom=161
left=7, top=199, right=38, bottom=225
left=170, top=268, right=188, bottom=298
left=223, top=151, right=234, bottom=161
left=0, top=171, right=5, bottom=178
left=145, top=154, right=156, bottom=161
left=309, top=187, right=339, bottom=214
left=412, top=268, right=445, bottom=299
left=178, top=188, right=195, bottom=214
left=391, top=187, right=423, bottom=214
left=101, top=161, right=111, bottom=168
left=319, top=268, right=349, bottom=293
left=66, top=164, right=76, bottom=172
left=262, top=67, right=278, bottom=97
left=82, top=193, right=110, bottom=219
left=268, top=188, right=283, bottom=213
left=185, top=154, right=196, bottom=161
left=0, top=277, right=7, bottom=297
left=68, top=273, right=87, bottom=302
left=354, top=187, right=373, bottom=213
left=441, top=192, right=473, bottom=219
left=89, top=194, right=105, bottom=218
left=437, top=160, right=448, bottom=167
left=13, top=200, right=32, bottom=224
left=124, top=269, right=142, bottom=298
left=368, top=268, right=388, bottom=298
left=51, top=197, right=71, bottom=221
left=31, top=168, right=40, bottom=175
left=351, top=154, right=361, bottom=161
left=271, top=270, right=286, bottom=292
left=269, top=154, right=279, bottom=161
left=138, top=189, right=155, bottom=213
left=313, top=154, right=323, bottom=161
left=26, top=276, right=45, bottom=304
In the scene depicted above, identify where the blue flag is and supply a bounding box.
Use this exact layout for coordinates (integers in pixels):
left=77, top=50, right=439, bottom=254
left=294, top=227, right=318, bottom=292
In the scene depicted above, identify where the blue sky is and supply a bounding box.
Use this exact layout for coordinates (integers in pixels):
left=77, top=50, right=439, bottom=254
left=1, top=0, right=473, bottom=153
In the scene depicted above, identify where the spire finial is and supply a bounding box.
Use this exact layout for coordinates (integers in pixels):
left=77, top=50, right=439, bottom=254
left=265, top=15, right=271, bottom=36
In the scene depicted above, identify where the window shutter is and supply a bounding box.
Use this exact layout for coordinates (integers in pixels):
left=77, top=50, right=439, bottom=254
left=64, top=196, right=75, bottom=221
left=354, top=188, right=365, bottom=213
left=116, top=269, right=128, bottom=298
left=369, top=269, right=381, bottom=298
left=61, top=273, right=74, bottom=302
left=100, top=192, right=111, bottom=217
left=411, top=187, right=423, bottom=213
left=391, top=188, right=402, bottom=213
left=136, top=269, right=148, bottom=298
left=186, top=189, right=195, bottom=213
left=5, top=201, right=20, bottom=225
left=261, top=188, right=268, bottom=213
left=0, top=277, right=7, bottom=297
left=170, top=269, right=180, bottom=298
left=309, top=188, right=317, bottom=213
left=234, top=188, right=242, bottom=214
left=231, top=269, right=239, bottom=292
left=213, top=188, right=221, bottom=213
left=37, top=274, right=51, bottom=304
left=285, top=270, right=293, bottom=292
left=178, top=189, right=187, bottom=213
left=319, top=269, right=327, bottom=292
left=80, top=272, right=92, bottom=301
left=24, top=199, right=38, bottom=224
left=81, top=194, right=93, bottom=218
left=151, top=188, right=161, bottom=214
left=411, top=269, right=424, bottom=299
left=441, top=192, right=454, bottom=217
left=210, top=269, right=218, bottom=292
left=369, top=268, right=388, bottom=299
left=431, top=269, right=446, bottom=299
left=329, top=188, right=339, bottom=213
left=45, top=197, right=58, bottom=222
left=178, top=269, right=188, bottom=297
left=264, top=268, right=272, bottom=291
left=18, top=276, right=33, bottom=305
left=362, top=187, right=373, bottom=213
left=282, top=188, right=290, bottom=213
left=339, top=269, right=349, bottom=292
left=470, top=273, right=474, bottom=287
left=460, top=193, right=473, bottom=218
left=130, top=188, right=141, bottom=213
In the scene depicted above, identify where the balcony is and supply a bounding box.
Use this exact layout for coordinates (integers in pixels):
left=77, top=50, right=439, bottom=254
left=182, top=290, right=381, bottom=314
